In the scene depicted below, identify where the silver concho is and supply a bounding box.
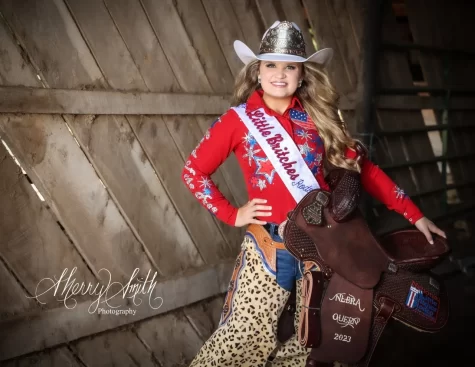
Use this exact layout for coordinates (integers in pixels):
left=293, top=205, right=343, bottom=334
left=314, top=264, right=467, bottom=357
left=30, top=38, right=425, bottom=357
left=302, top=201, right=324, bottom=225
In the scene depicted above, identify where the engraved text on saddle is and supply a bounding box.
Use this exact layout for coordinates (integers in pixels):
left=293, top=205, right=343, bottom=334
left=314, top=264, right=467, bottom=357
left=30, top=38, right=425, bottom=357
left=329, top=293, right=366, bottom=312
left=332, top=313, right=361, bottom=328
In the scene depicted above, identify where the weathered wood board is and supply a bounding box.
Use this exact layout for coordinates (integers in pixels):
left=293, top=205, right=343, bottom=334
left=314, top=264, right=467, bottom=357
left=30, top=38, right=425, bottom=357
left=183, top=295, right=225, bottom=341
left=173, top=0, right=234, bottom=93
left=255, top=0, right=281, bottom=28
left=230, top=0, right=265, bottom=52
left=136, top=311, right=204, bottom=366
left=303, top=0, right=353, bottom=95
left=0, top=115, right=156, bottom=283
left=1, top=347, right=82, bottom=367
left=0, top=142, right=96, bottom=308
left=406, top=0, right=475, bottom=202
left=104, top=0, right=180, bottom=93
left=373, top=2, right=444, bottom=229
left=71, top=329, right=158, bottom=367
left=65, top=0, right=146, bottom=91
left=0, top=17, right=39, bottom=87
left=0, top=256, right=37, bottom=320
left=0, top=87, right=231, bottom=115
left=140, top=0, right=212, bottom=93
left=67, top=114, right=204, bottom=274
left=0, top=0, right=105, bottom=89
left=201, top=0, right=247, bottom=78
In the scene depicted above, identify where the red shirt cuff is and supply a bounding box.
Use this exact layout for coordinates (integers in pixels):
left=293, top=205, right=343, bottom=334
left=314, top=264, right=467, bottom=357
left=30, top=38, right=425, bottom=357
left=226, top=207, right=239, bottom=226
left=402, top=202, right=424, bottom=225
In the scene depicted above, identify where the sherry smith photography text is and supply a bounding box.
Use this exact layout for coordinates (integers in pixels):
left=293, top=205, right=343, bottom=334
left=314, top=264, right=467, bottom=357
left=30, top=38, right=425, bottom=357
left=27, top=267, right=164, bottom=314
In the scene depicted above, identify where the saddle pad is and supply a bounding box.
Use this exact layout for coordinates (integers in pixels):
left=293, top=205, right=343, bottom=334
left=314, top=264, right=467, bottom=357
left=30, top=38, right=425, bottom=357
left=375, top=270, right=449, bottom=332
left=309, top=273, right=373, bottom=363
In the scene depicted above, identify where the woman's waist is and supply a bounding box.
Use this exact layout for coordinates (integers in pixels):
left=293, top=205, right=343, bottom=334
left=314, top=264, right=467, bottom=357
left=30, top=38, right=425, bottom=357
left=246, top=223, right=286, bottom=249
left=255, top=211, right=289, bottom=227
left=247, top=192, right=294, bottom=222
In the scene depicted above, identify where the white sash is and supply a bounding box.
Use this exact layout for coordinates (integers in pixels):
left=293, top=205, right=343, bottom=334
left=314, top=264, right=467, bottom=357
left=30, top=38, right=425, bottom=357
left=232, top=105, right=320, bottom=203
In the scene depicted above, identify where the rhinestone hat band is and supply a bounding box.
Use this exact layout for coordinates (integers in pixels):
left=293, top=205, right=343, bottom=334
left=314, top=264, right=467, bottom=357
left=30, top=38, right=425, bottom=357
left=259, top=21, right=306, bottom=57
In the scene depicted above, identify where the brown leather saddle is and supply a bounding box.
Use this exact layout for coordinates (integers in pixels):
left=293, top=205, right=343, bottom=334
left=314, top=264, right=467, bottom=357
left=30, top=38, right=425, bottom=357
left=280, top=168, right=450, bottom=367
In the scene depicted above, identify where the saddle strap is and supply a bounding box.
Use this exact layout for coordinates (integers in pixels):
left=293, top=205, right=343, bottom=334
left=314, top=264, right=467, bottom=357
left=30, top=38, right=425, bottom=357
left=298, top=271, right=324, bottom=348
left=351, top=297, right=397, bottom=367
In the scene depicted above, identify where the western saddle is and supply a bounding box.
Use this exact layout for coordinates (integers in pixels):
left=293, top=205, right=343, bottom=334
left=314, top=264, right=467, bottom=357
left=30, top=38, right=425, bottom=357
left=278, top=167, right=450, bottom=367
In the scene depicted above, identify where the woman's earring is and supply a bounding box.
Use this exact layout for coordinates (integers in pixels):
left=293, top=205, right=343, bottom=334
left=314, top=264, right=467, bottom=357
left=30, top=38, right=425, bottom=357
left=258, top=76, right=261, bottom=84
left=298, top=80, right=303, bottom=87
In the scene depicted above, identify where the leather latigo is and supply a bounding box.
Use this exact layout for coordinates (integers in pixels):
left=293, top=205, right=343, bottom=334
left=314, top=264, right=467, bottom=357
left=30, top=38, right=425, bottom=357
left=299, top=271, right=325, bottom=348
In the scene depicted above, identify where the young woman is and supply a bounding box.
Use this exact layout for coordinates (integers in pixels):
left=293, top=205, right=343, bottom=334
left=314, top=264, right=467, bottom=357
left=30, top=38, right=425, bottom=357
left=182, top=21, right=446, bottom=367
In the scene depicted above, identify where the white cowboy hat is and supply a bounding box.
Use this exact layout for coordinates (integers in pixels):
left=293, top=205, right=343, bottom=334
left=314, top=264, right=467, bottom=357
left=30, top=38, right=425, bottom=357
left=234, top=21, right=333, bottom=66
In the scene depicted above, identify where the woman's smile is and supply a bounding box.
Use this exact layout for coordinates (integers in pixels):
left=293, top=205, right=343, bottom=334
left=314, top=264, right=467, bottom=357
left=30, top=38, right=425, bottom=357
left=270, top=81, right=288, bottom=87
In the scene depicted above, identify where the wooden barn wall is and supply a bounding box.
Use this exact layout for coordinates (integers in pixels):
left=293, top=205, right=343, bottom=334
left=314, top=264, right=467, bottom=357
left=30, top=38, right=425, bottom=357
left=370, top=0, right=475, bottom=235
left=370, top=1, right=444, bottom=232
left=406, top=0, right=475, bottom=203
left=0, top=0, right=364, bottom=365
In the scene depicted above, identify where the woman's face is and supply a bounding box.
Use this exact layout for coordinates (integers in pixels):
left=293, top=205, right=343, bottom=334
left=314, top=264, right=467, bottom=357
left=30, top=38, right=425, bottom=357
left=258, top=61, right=302, bottom=99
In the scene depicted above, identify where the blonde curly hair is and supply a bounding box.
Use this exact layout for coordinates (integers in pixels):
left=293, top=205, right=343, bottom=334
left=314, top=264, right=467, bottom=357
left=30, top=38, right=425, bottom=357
left=231, top=60, right=365, bottom=172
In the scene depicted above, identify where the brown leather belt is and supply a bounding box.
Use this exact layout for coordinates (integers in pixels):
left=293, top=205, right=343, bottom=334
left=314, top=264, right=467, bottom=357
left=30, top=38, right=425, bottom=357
left=247, top=224, right=286, bottom=250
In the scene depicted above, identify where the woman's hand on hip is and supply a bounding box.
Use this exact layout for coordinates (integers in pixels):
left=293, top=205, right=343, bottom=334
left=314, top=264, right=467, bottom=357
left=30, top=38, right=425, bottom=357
left=414, top=216, right=447, bottom=244
left=235, top=198, right=272, bottom=227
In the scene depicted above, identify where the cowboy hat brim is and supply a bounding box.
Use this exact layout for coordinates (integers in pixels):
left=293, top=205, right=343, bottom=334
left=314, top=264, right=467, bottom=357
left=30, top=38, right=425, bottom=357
left=233, top=40, right=334, bottom=66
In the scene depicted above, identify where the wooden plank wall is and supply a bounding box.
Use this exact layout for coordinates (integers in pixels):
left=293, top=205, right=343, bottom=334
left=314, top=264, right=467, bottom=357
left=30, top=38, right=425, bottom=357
left=406, top=0, right=475, bottom=205
left=371, top=0, right=475, bottom=234
left=371, top=1, right=435, bottom=232
left=368, top=1, right=442, bottom=233
left=0, top=0, right=366, bottom=364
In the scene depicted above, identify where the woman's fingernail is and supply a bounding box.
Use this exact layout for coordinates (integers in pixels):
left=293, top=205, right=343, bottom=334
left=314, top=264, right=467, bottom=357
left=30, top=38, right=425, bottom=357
left=430, top=240, right=434, bottom=244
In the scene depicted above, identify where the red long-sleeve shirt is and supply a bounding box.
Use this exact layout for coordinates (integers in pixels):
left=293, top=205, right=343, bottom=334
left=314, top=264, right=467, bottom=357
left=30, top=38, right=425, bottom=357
left=182, top=91, right=424, bottom=226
